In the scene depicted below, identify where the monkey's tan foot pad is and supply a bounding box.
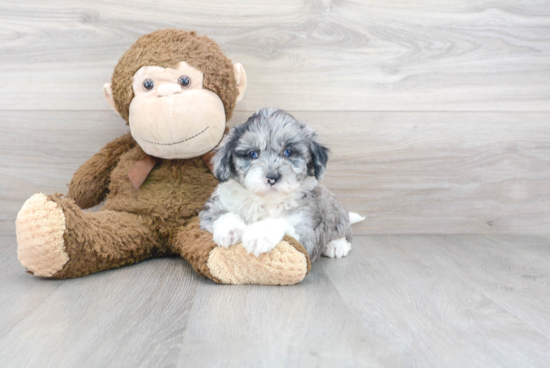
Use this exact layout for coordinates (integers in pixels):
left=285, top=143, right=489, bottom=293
left=207, top=236, right=312, bottom=285
left=16, top=193, right=69, bottom=277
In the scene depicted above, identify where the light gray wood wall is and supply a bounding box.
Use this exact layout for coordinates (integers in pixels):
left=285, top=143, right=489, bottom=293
left=1, top=0, right=549, bottom=234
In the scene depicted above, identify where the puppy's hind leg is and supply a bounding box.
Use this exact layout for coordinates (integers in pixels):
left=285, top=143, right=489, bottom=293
left=322, top=238, right=352, bottom=258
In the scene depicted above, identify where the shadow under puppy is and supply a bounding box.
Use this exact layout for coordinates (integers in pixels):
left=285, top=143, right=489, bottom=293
left=200, top=108, right=364, bottom=262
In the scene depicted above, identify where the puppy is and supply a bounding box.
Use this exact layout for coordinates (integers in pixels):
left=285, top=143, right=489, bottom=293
left=199, top=108, right=364, bottom=262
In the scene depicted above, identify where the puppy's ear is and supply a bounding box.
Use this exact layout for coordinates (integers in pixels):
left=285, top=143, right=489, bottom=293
left=308, top=139, right=329, bottom=181
left=213, top=131, right=237, bottom=183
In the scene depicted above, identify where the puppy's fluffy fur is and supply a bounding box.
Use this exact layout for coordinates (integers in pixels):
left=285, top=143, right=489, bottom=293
left=199, top=108, right=364, bottom=262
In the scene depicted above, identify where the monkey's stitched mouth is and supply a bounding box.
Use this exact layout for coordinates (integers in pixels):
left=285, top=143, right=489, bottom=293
left=141, top=126, right=209, bottom=146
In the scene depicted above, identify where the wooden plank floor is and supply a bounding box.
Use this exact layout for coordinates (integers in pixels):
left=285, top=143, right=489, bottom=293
left=0, top=234, right=549, bottom=367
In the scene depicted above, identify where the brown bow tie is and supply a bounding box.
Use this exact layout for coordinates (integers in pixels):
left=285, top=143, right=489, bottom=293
left=128, top=152, right=216, bottom=190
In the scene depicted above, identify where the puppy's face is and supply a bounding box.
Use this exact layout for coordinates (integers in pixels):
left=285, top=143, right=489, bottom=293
left=213, top=108, right=329, bottom=196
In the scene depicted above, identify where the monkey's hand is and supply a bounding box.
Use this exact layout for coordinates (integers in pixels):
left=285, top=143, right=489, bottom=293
left=67, top=133, right=136, bottom=209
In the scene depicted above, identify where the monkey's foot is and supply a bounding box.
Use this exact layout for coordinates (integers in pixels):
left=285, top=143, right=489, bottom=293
left=207, top=236, right=311, bottom=285
left=16, top=193, right=69, bottom=277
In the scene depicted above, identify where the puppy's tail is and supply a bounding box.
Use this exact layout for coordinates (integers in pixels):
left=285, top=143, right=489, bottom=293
left=349, top=212, right=366, bottom=225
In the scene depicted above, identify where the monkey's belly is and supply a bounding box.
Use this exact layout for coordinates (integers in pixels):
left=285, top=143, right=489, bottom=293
left=103, top=147, right=218, bottom=227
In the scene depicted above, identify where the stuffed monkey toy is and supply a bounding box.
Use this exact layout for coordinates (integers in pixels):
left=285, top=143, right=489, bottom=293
left=15, top=29, right=311, bottom=285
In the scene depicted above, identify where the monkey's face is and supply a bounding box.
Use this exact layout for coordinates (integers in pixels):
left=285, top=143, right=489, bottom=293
left=128, top=61, right=227, bottom=159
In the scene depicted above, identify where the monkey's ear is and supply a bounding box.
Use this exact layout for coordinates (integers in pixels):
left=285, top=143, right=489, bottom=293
left=103, top=83, right=120, bottom=116
left=233, top=63, right=247, bottom=104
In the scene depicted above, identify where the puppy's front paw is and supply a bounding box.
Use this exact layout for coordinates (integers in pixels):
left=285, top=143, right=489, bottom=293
left=213, top=213, right=247, bottom=248
left=242, top=219, right=286, bottom=257
left=322, top=238, right=352, bottom=258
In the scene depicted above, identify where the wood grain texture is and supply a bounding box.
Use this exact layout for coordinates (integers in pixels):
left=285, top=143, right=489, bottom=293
left=299, top=111, right=550, bottom=234
left=2, top=110, right=549, bottom=235
left=322, top=235, right=550, bottom=368
left=1, top=234, right=550, bottom=367
left=0, top=235, right=200, bottom=367
left=0, top=0, right=549, bottom=111
left=2, top=1, right=549, bottom=367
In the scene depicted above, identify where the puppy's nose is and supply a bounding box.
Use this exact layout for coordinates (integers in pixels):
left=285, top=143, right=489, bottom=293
left=266, top=172, right=280, bottom=186
left=157, top=84, right=182, bottom=97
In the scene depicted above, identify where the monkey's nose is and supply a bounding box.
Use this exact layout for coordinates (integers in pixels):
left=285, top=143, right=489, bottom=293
left=266, top=173, right=280, bottom=186
left=157, top=84, right=182, bottom=97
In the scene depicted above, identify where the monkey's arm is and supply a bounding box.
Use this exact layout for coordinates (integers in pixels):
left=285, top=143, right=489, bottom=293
left=173, top=217, right=311, bottom=285
left=67, top=133, right=136, bottom=209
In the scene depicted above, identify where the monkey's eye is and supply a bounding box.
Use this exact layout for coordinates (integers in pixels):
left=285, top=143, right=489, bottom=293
left=248, top=151, right=259, bottom=159
left=178, top=75, right=191, bottom=88
left=283, top=149, right=293, bottom=157
left=143, top=78, right=154, bottom=91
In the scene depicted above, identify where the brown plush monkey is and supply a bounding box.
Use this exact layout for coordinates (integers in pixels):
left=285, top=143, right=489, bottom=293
left=15, top=29, right=311, bottom=285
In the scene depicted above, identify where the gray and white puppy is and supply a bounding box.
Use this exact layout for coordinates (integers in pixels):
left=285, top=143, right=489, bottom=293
left=199, top=108, right=364, bottom=262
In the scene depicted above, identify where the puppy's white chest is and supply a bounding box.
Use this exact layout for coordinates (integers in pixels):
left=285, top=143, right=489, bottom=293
left=216, top=180, right=297, bottom=224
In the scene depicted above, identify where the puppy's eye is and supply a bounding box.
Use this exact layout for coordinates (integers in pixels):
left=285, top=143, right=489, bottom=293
left=178, top=75, right=191, bottom=88
left=143, top=78, right=154, bottom=91
left=283, top=149, right=293, bottom=157
left=248, top=151, right=259, bottom=159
